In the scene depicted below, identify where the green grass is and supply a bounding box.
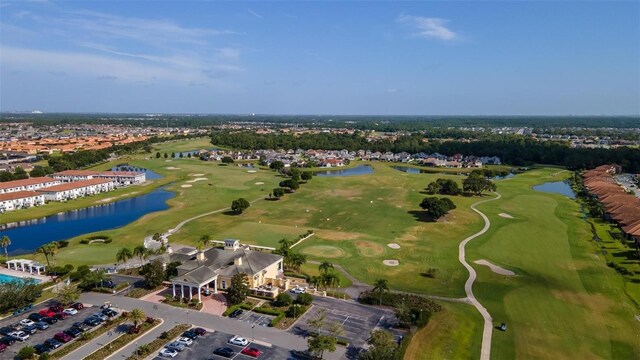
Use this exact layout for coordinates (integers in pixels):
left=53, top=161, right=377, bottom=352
left=298, top=262, right=353, bottom=289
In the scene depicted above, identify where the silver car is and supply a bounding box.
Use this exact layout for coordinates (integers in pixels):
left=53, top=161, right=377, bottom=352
left=165, top=341, right=186, bottom=352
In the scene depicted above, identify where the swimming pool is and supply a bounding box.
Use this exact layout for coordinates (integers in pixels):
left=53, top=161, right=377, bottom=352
left=0, top=273, right=40, bottom=284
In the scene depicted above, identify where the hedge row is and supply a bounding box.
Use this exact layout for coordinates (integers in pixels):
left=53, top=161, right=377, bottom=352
left=50, top=317, right=123, bottom=359
left=222, top=302, right=254, bottom=316
left=84, top=319, right=161, bottom=360
left=125, top=323, right=190, bottom=360
left=269, top=313, right=285, bottom=327
left=252, top=306, right=282, bottom=316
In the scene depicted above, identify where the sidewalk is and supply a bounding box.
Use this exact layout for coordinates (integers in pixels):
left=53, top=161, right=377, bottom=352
left=106, top=320, right=166, bottom=360
left=62, top=320, right=130, bottom=359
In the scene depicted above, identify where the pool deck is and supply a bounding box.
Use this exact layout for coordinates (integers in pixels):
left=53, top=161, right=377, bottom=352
left=0, top=266, right=51, bottom=283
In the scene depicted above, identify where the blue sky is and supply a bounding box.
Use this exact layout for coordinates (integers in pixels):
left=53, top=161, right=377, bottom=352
left=1, top=1, right=638, bottom=115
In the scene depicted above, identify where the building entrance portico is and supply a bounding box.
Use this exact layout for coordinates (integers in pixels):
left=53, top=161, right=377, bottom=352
left=171, top=276, right=218, bottom=303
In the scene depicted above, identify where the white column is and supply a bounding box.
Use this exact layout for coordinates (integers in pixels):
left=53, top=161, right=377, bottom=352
left=214, top=279, right=218, bottom=294
left=189, top=286, right=193, bottom=300
left=172, top=284, right=176, bottom=297
left=29, top=265, right=33, bottom=274
left=21, top=262, right=25, bottom=271
left=198, top=286, right=201, bottom=302
left=181, top=284, right=184, bottom=299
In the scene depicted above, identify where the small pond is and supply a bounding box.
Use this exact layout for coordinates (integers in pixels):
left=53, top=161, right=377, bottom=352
left=315, top=165, right=374, bottom=177
left=532, top=181, right=576, bottom=199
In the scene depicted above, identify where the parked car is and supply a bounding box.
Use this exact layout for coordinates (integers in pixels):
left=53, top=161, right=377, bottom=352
left=241, top=347, right=263, bottom=357
left=34, top=322, right=49, bottom=330
left=22, top=325, right=38, bottom=335
left=181, top=330, right=198, bottom=340
left=19, top=319, right=35, bottom=327
left=0, top=327, right=16, bottom=336
left=176, top=337, right=193, bottom=346
left=165, top=342, right=186, bottom=352
left=39, top=310, right=56, bottom=318
left=44, top=338, right=62, bottom=349
left=98, top=280, right=115, bottom=289
left=70, top=302, right=84, bottom=310
left=53, top=312, right=68, bottom=320
left=54, top=332, right=73, bottom=343
left=9, top=331, right=29, bottom=342
left=49, top=305, right=64, bottom=313
left=92, top=312, right=108, bottom=321
left=228, top=309, right=243, bottom=318
left=64, top=327, right=82, bottom=338
left=42, top=317, right=58, bottom=325
left=159, top=348, right=178, bottom=358
left=213, top=347, right=235, bottom=358
left=0, top=342, right=7, bottom=352
left=193, top=327, right=206, bottom=336
left=101, top=308, right=118, bottom=317
left=290, top=286, right=306, bottom=294
left=83, top=317, right=100, bottom=327
left=34, top=344, right=51, bottom=354
left=63, top=308, right=78, bottom=316
left=229, top=335, right=249, bottom=346
left=28, top=313, right=45, bottom=322
left=72, top=322, right=89, bottom=332
left=0, top=336, right=16, bottom=346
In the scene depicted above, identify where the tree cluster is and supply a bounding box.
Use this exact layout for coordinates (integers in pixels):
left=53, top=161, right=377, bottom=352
left=419, top=197, right=456, bottom=220
left=273, top=238, right=307, bottom=273
left=231, top=198, right=251, bottom=214
left=359, top=329, right=402, bottom=360
left=0, top=279, right=42, bottom=313
left=226, top=273, right=250, bottom=305
left=462, top=172, right=497, bottom=196
left=425, top=178, right=462, bottom=195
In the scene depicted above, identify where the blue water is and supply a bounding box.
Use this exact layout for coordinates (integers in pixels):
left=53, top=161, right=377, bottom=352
left=0, top=187, right=175, bottom=256
left=315, top=165, right=374, bottom=177
left=0, top=273, right=40, bottom=284
left=532, top=181, right=576, bottom=199
left=111, top=166, right=161, bottom=180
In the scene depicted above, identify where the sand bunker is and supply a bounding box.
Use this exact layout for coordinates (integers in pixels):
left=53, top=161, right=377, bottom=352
left=383, top=260, right=399, bottom=266
left=165, top=166, right=180, bottom=170
left=255, top=182, right=264, bottom=185
left=181, top=184, right=193, bottom=188
left=186, top=178, right=207, bottom=183
left=387, top=243, right=401, bottom=249
left=498, top=213, right=514, bottom=219
left=247, top=170, right=257, bottom=173
left=190, top=173, right=205, bottom=177
left=474, top=260, right=515, bottom=276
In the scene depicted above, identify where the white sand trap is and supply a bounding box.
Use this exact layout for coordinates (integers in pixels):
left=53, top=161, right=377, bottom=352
left=498, top=213, right=514, bottom=219
left=190, top=173, right=205, bottom=177
left=387, top=243, right=401, bottom=249
left=165, top=166, right=180, bottom=170
left=186, top=178, right=207, bottom=183
left=255, top=182, right=264, bottom=185
left=181, top=184, right=193, bottom=188
left=247, top=170, right=257, bottom=173
left=383, top=260, right=399, bottom=266
left=474, top=260, right=515, bottom=276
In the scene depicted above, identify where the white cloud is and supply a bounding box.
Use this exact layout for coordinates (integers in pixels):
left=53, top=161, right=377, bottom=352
left=387, top=88, right=399, bottom=93
left=247, top=9, right=263, bottom=19
left=397, top=15, right=458, bottom=41
left=215, top=47, right=241, bottom=61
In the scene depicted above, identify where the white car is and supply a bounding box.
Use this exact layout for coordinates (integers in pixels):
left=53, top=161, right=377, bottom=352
left=19, top=319, right=35, bottom=327
left=291, top=287, right=306, bottom=294
left=165, top=342, right=186, bottom=352
left=63, top=308, right=78, bottom=315
left=9, top=331, right=29, bottom=341
left=229, top=335, right=249, bottom=346
left=176, top=337, right=193, bottom=346
left=159, top=348, right=178, bottom=358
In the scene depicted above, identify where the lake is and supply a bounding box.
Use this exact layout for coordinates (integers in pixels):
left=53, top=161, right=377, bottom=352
left=392, top=166, right=514, bottom=179
left=532, top=181, right=576, bottom=199
left=0, top=187, right=175, bottom=256
left=315, top=165, right=374, bottom=177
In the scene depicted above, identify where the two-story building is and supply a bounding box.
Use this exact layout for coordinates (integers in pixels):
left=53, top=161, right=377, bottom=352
left=36, top=178, right=115, bottom=201
left=0, top=178, right=62, bottom=194
left=0, top=191, right=45, bottom=212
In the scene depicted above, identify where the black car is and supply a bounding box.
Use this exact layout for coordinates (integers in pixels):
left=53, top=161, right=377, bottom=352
left=98, top=280, right=115, bottom=289
left=181, top=330, right=198, bottom=340
left=42, top=317, right=58, bottom=325
left=213, top=347, right=235, bottom=358
left=34, top=322, right=49, bottom=330
left=34, top=344, right=51, bottom=354
left=0, top=327, right=16, bottom=336
left=101, top=308, right=118, bottom=317
left=72, top=322, right=89, bottom=332
left=84, top=317, right=100, bottom=327
left=193, top=327, right=206, bottom=336
left=44, top=338, right=63, bottom=349
left=0, top=336, right=16, bottom=346
left=28, top=313, right=45, bottom=322
left=228, top=309, right=243, bottom=318
left=64, top=327, right=82, bottom=338
left=22, top=325, right=38, bottom=334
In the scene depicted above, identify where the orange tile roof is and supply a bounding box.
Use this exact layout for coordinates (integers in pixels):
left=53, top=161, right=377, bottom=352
left=53, top=170, right=100, bottom=177
left=0, top=177, right=60, bottom=191
left=37, top=178, right=113, bottom=192
left=0, top=190, right=42, bottom=202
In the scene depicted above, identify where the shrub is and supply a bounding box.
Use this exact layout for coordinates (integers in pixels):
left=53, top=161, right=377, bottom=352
left=295, top=293, right=313, bottom=305
left=80, top=239, right=90, bottom=244
left=286, top=304, right=307, bottom=318
left=17, top=346, right=35, bottom=360
left=252, top=306, right=282, bottom=316
left=270, top=313, right=285, bottom=327
left=274, top=293, right=293, bottom=307
left=39, top=353, right=50, bottom=360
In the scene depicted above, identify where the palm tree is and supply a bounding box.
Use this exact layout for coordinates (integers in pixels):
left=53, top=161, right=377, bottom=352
left=37, top=243, right=57, bottom=267
left=116, top=247, right=133, bottom=265
left=1, top=236, right=11, bottom=261
left=319, top=261, right=334, bottom=275
left=372, top=279, right=389, bottom=305
left=289, top=252, right=307, bottom=273
left=48, top=243, right=59, bottom=267
left=128, top=308, right=146, bottom=328
left=36, top=245, right=51, bottom=267
left=133, top=245, right=148, bottom=267
left=195, top=241, right=206, bottom=265
left=200, top=234, right=211, bottom=244
left=321, top=272, right=339, bottom=292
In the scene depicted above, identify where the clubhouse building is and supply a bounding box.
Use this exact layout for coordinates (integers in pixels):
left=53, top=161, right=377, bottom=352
left=159, top=239, right=285, bottom=302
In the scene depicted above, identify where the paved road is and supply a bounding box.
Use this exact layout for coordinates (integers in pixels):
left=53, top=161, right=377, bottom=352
left=458, top=192, right=501, bottom=360
left=77, top=292, right=347, bottom=360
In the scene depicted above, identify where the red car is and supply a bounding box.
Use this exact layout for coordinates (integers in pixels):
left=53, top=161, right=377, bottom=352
left=53, top=312, right=68, bottom=320
left=70, top=303, right=84, bottom=310
left=193, top=327, right=206, bottom=336
left=49, top=305, right=64, bottom=313
left=0, top=343, right=7, bottom=352
left=241, top=348, right=262, bottom=358
left=54, top=332, right=72, bottom=343
left=128, top=326, right=140, bottom=334
left=38, top=310, right=56, bottom=318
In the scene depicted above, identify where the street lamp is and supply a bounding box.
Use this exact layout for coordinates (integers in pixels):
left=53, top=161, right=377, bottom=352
left=186, top=310, right=190, bottom=325
left=251, top=324, right=255, bottom=343
left=153, top=304, right=158, bottom=320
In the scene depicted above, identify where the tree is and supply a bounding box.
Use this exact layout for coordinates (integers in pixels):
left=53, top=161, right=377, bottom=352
left=36, top=243, right=57, bottom=267
left=307, top=334, right=337, bottom=359
left=152, top=233, right=161, bottom=241
left=17, top=346, right=36, bottom=360
left=319, top=261, right=334, bottom=275
left=187, top=153, right=192, bottom=158
left=272, top=187, right=285, bottom=199
left=13, top=167, right=28, bottom=180
left=163, top=153, right=168, bottom=159
left=231, top=198, right=250, bottom=214
left=221, top=156, right=234, bottom=164
left=373, top=279, right=389, bottom=305
left=419, top=197, right=456, bottom=220
left=321, top=272, right=339, bottom=291
left=1, top=235, right=10, bottom=261
left=179, top=152, right=184, bottom=158
left=155, top=152, right=161, bottom=158
left=140, top=260, right=165, bottom=289
left=279, top=179, right=300, bottom=191
left=295, top=292, right=313, bottom=306
left=226, top=273, right=250, bottom=305
left=171, top=152, right=176, bottom=158
left=200, top=234, right=211, bottom=243
left=274, top=293, right=293, bottom=307
left=129, top=308, right=147, bottom=328
left=164, top=261, right=182, bottom=280
left=0, top=171, right=15, bottom=182
left=301, top=171, right=313, bottom=181
left=359, top=329, right=398, bottom=360
left=462, top=173, right=497, bottom=196
left=0, top=278, right=42, bottom=313
left=133, top=245, right=148, bottom=267
left=269, top=161, right=285, bottom=171
left=29, top=167, right=47, bottom=178
left=289, top=252, right=307, bottom=273
left=116, top=247, right=133, bottom=265
left=307, top=308, right=326, bottom=332
left=55, top=284, right=80, bottom=305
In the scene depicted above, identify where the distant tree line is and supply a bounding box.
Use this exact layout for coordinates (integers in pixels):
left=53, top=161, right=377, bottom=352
left=210, top=131, right=640, bottom=172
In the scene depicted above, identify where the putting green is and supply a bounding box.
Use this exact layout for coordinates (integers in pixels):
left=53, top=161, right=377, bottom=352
left=301, top=245, right=346, bottom=258
left=355, top=240, right=385, bottom=257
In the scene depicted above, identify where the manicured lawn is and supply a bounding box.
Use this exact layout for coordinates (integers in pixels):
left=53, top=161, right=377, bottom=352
left=298, top=262, right=353, bottom=289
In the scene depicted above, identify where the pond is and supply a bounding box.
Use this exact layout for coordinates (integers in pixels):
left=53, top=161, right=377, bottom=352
left=532, top=181, right=576, bottom=199
left=391, top=166, right=514, bottom=179
left=0, top=187, right=175, bottom=256
left=315, top=165, right=374, bottom=177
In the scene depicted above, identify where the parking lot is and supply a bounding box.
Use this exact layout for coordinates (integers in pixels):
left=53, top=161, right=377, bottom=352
left=152, top=330, right=293, bottom=360
left=233, top=310, right=275, bottom=328
left=0, top=302, right=96, bottom=359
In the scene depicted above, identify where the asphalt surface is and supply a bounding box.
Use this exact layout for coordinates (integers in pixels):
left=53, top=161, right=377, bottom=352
left=233, top=310, right=275, bottom=328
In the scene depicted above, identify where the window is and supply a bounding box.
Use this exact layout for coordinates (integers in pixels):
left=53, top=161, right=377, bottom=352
left=221, top=280, right=226, bottom=289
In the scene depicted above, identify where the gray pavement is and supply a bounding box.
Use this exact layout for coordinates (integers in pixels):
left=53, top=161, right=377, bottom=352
left=62, top=318, right=130, bottom=359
